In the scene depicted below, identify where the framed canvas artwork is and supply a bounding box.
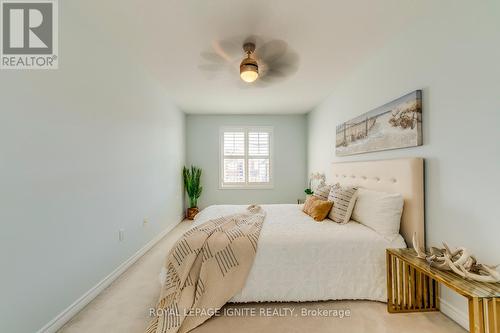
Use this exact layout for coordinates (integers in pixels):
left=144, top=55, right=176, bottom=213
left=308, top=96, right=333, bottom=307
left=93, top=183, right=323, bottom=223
left=336, top=90, right=422, bottom=156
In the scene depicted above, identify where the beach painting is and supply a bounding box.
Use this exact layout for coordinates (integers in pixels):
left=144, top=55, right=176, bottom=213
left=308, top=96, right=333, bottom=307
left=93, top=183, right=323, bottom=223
left=336, top=90, right=422, bottom=156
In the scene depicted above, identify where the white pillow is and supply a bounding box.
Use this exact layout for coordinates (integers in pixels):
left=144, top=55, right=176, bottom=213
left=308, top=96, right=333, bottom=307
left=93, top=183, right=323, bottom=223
left=351, top=188, right=404, bottom=239
left=313, top=183, right=331, bottom=201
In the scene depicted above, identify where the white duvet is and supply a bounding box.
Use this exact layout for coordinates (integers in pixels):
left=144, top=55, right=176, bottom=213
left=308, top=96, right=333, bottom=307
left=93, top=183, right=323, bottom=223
left=192, top=204, right=406, bottom=303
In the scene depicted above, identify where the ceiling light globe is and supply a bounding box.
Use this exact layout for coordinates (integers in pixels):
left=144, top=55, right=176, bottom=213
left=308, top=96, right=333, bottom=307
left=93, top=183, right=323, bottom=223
left=240, top=68, right=259, bottom=83
left=240, top=57, right=259, bottom=83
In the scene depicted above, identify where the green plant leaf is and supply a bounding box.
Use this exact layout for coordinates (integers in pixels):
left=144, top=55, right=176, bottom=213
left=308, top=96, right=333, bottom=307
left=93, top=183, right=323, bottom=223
left=183, top=165, right=203, bottom=208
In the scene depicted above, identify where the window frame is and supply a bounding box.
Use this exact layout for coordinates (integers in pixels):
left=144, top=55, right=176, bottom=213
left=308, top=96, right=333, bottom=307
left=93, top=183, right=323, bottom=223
left=219, top=126, right=274, bottom=189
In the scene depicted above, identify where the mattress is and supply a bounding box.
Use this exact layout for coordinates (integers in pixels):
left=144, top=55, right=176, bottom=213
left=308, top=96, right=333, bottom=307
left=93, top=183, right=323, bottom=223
left=192, top=204, right=407, bottom=303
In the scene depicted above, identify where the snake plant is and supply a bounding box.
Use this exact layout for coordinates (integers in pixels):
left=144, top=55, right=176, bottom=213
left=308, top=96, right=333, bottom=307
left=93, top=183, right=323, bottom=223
left=183, top=166, right=203, bottom=208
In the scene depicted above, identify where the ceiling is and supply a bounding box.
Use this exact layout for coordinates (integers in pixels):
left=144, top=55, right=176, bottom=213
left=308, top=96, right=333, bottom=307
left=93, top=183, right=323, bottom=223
left=76, top=0, right=431, bottom=114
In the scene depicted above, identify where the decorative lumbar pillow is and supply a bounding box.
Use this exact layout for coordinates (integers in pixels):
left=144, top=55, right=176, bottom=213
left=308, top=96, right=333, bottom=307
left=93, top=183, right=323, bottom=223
left=306, top=199, right=334, bottom=222
left=313, top=183, right=332, bottom=201
left=327, top=183, right=358, bottom=224
left=351, top=188, right=404, bottom=239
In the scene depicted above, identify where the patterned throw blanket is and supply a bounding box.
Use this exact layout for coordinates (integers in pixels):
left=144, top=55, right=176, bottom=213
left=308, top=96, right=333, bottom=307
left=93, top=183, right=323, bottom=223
left=146, top=205, right=266, bottom=333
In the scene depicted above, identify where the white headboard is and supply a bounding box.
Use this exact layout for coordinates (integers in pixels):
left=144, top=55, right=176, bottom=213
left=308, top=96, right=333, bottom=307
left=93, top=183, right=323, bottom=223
left=332, top=158, right=425, bottom=247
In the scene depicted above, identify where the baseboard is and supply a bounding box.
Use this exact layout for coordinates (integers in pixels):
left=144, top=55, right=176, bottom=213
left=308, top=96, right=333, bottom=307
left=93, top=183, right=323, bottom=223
left=439, top=297, right=469, bottom=331
left=37, top=219, right=182, bottom=333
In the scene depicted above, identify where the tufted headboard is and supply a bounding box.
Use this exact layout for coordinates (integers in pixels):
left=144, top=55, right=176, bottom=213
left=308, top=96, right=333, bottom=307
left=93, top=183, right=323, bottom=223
left=332, top=158, right=424, bottom=248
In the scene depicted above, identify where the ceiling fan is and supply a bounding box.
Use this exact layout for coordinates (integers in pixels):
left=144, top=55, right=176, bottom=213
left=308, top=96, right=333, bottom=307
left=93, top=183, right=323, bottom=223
left=199, top=36, right=299, bottom=86
left=240, top=42, right=259, bottom=83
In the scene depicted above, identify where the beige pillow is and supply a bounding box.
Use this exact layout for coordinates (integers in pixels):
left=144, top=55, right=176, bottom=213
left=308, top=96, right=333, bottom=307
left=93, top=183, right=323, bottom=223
left=304, top=197, right=333, bottom=222
left=327, top=183, right=358, bottom=224
left=313, top=183, right=331, bottom=200
left=303, top=195, right=319, bottom=214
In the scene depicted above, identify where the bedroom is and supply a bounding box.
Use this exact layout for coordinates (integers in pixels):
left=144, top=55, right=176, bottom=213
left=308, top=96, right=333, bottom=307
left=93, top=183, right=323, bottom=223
left=0, top=0, right=499, bottom=333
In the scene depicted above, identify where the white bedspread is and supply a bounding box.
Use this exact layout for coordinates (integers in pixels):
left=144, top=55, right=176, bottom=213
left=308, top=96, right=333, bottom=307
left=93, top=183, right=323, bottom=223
left=192, top=204, right=406, bottom=303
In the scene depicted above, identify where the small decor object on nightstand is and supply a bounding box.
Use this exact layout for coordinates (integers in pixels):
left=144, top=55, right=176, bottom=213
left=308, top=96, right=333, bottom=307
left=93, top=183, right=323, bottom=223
left=412, top=233, right=500, bottom=283
left=183, top=165, right=203, bottom=220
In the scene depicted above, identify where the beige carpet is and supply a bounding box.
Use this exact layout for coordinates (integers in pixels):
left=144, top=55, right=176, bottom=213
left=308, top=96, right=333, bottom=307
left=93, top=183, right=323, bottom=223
left=59, top=220, right=466, bottom=333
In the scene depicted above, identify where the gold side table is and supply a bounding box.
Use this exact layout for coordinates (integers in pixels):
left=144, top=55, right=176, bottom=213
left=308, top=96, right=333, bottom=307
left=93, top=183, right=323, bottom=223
left=387, top=248, right=500, bottom=333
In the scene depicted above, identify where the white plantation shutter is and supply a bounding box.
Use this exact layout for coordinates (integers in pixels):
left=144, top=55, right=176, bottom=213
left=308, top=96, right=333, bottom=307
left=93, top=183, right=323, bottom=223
left=248, top=131, right=270, bottom=183
left=248, top=158, right=269, bottom=183
left=222, top=131, right=245, bottom=183
left=223, top=159, right=245, bottom=183
left=248, top=132, right=269, bottom=156
left=220, top=127, right=273, bottom=188
left=223, top=132, right=245, bottom=156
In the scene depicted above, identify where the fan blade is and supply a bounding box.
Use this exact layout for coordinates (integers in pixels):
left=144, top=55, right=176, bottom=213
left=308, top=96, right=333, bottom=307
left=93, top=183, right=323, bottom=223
left=260, top=50, right=299, bottom=81
left=198, top=63, right=225, bottom=71
left=267, top=63, right=299, bottom=76
left=211, top=35, right=265, bottom=60
left=212, top=39, right=241, bottom=63
left=260, top=56, right=298, bottom=82
left=268, top=51, right=300, bottom=69
left=261, top=68, right=287, bottom=79
left=199, top=46, right=241, bottom=75
left=200, top=52, right=226, bottom=64
left=255, top=39, right=288, bottom=63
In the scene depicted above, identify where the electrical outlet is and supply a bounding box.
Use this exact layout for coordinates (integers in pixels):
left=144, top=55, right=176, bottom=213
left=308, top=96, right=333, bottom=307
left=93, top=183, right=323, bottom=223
left=143, top=218, right=149, bottom=226
left=119, top=229, right=125, bottom=242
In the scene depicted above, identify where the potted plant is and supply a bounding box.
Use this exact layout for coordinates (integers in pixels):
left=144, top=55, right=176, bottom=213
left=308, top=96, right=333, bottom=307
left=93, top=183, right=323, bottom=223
left=304, top=188, right=314, bottom=202
left=183, top=165, right=203, bottom=220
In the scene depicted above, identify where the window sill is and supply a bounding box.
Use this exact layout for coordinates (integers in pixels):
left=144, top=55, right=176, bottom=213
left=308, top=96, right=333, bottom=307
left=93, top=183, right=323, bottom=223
left=219, top=184, right=274, bottom=190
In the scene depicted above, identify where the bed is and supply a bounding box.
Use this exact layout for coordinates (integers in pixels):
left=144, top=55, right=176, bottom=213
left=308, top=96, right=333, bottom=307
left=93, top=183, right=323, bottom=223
left=192, top=158, right=425, bottom=303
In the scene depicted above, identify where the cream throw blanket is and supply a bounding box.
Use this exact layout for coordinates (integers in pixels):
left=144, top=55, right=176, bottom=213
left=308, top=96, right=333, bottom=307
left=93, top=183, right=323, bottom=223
left=146, top=205, right=266, bottom=333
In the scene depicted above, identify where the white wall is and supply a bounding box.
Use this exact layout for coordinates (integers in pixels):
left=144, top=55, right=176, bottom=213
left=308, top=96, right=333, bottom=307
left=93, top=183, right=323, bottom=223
left=307, top=1, right=500, bottom=328
left=0, top=3, right=185, bottom=333
left=186, top=114, right=307, bottom=208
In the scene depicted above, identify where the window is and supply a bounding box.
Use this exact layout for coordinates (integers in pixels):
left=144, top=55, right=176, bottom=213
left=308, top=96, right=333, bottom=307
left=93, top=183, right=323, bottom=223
left=220, top=127, right=273, bottom=189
